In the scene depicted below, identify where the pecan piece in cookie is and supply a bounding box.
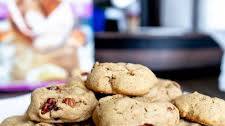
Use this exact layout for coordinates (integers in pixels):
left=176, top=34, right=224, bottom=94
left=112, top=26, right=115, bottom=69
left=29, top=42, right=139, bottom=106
left=81, top=72, right=89, bottom=76
left=167, top=106, right=174, bottom=111
left=41, top=98, right=57, bottom=114
left=62, top=98, right=76, bottom=107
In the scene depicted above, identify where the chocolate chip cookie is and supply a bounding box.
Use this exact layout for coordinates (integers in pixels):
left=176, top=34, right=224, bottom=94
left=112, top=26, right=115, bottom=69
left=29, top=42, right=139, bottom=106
left=138, top=79, right=182, bottom=102
left=27, top=79, right=98, bottom=123
left=0, top=115, right=35, bottom=126
left=93, top=95, right=179, bottom=126
left=174, top=92, right=225, bottom=126
left=86, top=62, right=158, bottom=96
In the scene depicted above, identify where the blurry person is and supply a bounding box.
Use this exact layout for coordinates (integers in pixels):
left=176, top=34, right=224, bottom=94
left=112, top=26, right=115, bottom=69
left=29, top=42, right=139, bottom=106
left=4, top=0, right=79, bottom=81
left=7, top=0, right=75, bottom=51
left=197, top=0, right=225, bottom=92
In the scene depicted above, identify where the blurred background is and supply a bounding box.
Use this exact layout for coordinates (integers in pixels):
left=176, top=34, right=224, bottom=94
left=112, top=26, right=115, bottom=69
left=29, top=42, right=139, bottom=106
left=0, top=0, right=225, bottom=99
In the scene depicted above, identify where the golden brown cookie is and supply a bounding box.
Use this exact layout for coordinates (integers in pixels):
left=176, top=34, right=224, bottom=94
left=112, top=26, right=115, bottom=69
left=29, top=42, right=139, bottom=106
left=139, top=79, right=182, bottom=102
left=86, top=62, right=158, bottom=96
left=35, top=120, right=94, bottom=126
left=174, top=92, right=225, bottom=126
left=0, top=115, right=94, bottom=126
left=93, top=95, right=179, bottom=126
left=35, top=123, right=53, bottom=126
left=71, top=69, right=89, bottom=81
left=27, top=79, right=98, bottom=123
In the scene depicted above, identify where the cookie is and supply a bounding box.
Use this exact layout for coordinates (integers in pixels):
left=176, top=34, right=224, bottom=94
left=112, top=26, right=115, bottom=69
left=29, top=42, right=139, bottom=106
left=173, top=92, right=225, bottom=126
left=86, top=62, right=158, bottom=96
left=0, top=115, right=35, bottom=126
left=67, top=76, right=87, bottom=89
left=27, top=79, right=98, bottom=123
left=0, top=115, right=57, bottom=126
left=138, top=79, right=182, bottom=102
left=178, top=119, right=202, bottom=126
left=35, top=120, right=94, bottom=126
left=93, top=95, right=179, bottom=126
left=35, top=123, right=53, bottom=126
left=71, top=69, right=89, bottom=81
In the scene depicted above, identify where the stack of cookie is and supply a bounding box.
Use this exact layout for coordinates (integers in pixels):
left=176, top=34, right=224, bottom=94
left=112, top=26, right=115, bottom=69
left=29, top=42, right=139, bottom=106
left=0, top=77, right=97, bottom=126
left=1, top=62, right=225, bottom=126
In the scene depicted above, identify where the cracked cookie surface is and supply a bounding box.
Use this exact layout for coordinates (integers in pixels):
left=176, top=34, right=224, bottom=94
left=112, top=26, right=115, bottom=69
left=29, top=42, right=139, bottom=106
left=93, top=95, right=179, bottom=126
left=86, top=62, right=158, bottom=96
left=136, top=79, right=182, bottom=102
left=174, top=92, right=225, bottom=126
left=27, top=78, right=98, bottom=123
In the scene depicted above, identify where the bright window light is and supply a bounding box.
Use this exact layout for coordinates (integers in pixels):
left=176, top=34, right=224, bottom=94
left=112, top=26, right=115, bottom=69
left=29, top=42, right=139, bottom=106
left=111, top=0, right=135, bottom=9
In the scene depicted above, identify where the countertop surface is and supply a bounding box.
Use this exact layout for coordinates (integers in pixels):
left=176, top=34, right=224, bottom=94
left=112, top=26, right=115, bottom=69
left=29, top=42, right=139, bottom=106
left=0, top=93, right=30, bottom=121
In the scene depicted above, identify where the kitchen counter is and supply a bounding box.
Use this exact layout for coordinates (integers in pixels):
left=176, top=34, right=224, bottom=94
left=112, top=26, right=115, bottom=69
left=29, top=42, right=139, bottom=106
left=95, top=32, right=222, bottom=71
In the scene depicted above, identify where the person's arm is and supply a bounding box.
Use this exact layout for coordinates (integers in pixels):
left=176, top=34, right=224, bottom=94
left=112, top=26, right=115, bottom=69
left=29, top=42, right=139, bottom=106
left=6, top=0, right=34, bottom=38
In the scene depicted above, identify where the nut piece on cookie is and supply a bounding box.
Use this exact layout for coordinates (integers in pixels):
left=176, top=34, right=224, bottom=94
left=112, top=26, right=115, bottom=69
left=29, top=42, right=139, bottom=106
left=0, top=115, right=35, bottom=126
left=178, top=119, right=202, bottom=126
left=137, top=79, right=182, bottom=102
left=86, top=62, right=158, bottom=96
left=27, top=79, right=98, bottom=123
left=93, top=95, right=180, bottom=126
left=173, top=92, right=225, bottom=126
